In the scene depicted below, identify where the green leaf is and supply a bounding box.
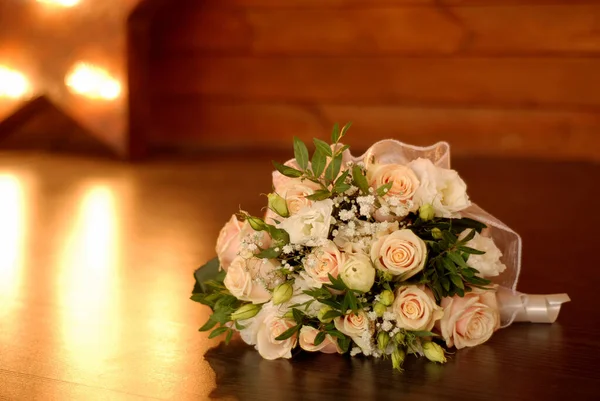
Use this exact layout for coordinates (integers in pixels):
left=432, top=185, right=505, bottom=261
left=345, top=291, right=358, bottom=313
left=225, top=329, right=234, bottom=344
left=442, top=257, right=458, bottom=274
left=331, top=123, right=340, bottom=143
left=316, top=298, right=342, bottom=309
left=458, top=246, right=486, bottom=255
left=311, top=149, right=327, bottom=178
left=314, top=331, right=327, bottom=346
left=198, top=318, right=218, bottom=332
left=334, top=169, right=350, bottom=186
left=327, top=274, right=347, bottom=291
left=338, top=335, right=351, bottom=353
left=450, top=274, right=465, bottom=290
left=234, top=321, right=246, bottom=330
left=306, top=189, right=332, bottom=201
left=448, top=252, right=468, bottom=269
left=208, top=326, right=229, bottom=339
left=440, top=276, right=450, bottom=292
left=322, top=310, right=343, bottom=320
left=266, top=225, right=290, bottom=244
left=458, top=229, right=476, bottom=244
left=274, top=324, right=301, bottom=341
left=334, top=183, right=351, bottom=194
left=192, top=257, right=221, bottom=294
left=325, top=153, right=343, bottom=182
left=325, top=330, right=346, bottom=340
left=339, top=122, right=352, bottom=139
left=257, top=247, right=283, bottom=259
left=376, top=182, right=393, bottom=197
left=442, top=231, right=458, bottom=245
left=293, top=137, right=309, bottom=171
left=352, top=165, right=370, bottom=194
left=410, top=330, right=439, bottom=337
left=292, top=308, right=305, bottom=324
left=272, top=161, right=303, bottom=178
left=313, top=138, right=333, bottom=157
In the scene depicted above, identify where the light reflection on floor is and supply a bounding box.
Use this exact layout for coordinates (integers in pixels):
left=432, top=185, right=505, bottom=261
left=0, top=173, right=26, bottom=299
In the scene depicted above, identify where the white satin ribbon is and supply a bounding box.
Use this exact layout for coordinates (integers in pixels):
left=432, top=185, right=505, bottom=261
left=497, top=287, right=571, bottom=326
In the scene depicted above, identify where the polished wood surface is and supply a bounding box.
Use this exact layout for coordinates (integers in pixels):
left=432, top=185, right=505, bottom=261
left=141, top=1, right=600, bottom=161
left=0, top=151, right=598, bottom=400
left=0, top=153, right=600, bottom=401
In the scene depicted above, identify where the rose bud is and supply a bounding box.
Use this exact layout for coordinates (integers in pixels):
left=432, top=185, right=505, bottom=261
left=431, top=228, right=443, bottom=240
left=422, top=341, right=447, bottom=363
left=231, top=303, right=261, bottom=321
left=373, top=302, right=387, bottom=317
left=267, top=193, right=290, bottom=218
left=379, top=290, right=395, bottom=306
left=419, top=203, right=435, bottom=221
left=340, top=253, right=376, bottom=293
left=318, top=305, right=334, bottom=323
left=392, top=348, right=406, bottom=370
left=377, top=331, right=390, bottom=351
left=272, top=282, right=294, bottom=305
left=246, top=215, right=267, bottom=231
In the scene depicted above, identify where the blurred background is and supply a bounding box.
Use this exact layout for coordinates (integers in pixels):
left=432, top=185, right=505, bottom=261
left=1, top=0, right=599, bottom=161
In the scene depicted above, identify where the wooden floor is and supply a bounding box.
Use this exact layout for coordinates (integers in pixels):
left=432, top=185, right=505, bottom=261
left=0, top=151, right=599, bottom=400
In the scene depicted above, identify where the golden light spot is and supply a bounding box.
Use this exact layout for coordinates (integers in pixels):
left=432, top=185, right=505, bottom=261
left=65, top=63, right=121, bottom=100
left=0, top=66, right=30, bottom=99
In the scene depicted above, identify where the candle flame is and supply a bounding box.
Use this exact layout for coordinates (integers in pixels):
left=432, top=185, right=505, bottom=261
left=0, top=66, right=30, bottom=99
left=65, top=63, right=121, bottom=101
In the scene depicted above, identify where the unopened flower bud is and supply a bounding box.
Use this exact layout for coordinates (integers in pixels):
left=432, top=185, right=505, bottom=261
left=422, top=341, right=447, bottom=363
left=377, top=331, right=390, bottom=351
left=246, top=215, right=267, bottom=231
left=230, top=303, right=261, bottom=321
left=272, top=282, right=294, bottom=305
left=267, top=193, right=289, bottom=218
left=394, top=331, right=405, bottom=344
left=419, top=203, right=435, bottom=221
left=373, top=302, right=387, bottom=317
left=392, top=348, right=406, bottom=370
left=379, top=271, right=394, bottom=282
left=431, top=227, right=443, bottom=240
left=318, top=305, right=334, bottom=323
left=283, top=310, right=294, bottom=319
left=380, top=290, right=394, bottom=306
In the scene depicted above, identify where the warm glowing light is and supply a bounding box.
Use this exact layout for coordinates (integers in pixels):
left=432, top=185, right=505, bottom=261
left=0, top=174, right=26, bottom=297
left=65, top=63, right=121, bottom=100
left=36, top=0, right=80, bottom=7
left=0, top=66, right=30, bottom=99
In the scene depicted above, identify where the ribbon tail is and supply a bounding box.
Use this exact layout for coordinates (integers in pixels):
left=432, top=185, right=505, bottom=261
left=497, top=287, right=570, bottom=327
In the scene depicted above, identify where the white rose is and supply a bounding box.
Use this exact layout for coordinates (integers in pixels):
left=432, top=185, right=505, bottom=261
left=409, top=158, right=470, bottom=218
left=459, top=230, right=506, bottom=277
left=370, top=229, right=427, bottom=279
left=340, top=252, right=376, bottom=292
left=439, top=289, right=500, bottom=349
left=223, top=256, right=279, bottom=304
left=301, top=240, right=344, bottom=288
left=299, top=326, right=342, bottom=354
left=278, top=199, right=333, bottom=246
left=334, top=311, right=372, bottom=351
left=255, top=312, right=298, bottom=360
left=277, top=178, right=321, bottom=215
left=392, top=285, right=443, bottom=331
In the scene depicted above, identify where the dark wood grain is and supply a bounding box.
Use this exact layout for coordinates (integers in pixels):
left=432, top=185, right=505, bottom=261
left=0, top=150, right=598, bottom=400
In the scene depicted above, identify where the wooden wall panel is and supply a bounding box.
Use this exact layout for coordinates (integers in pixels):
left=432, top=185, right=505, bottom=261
left=158, top=6, right=600, bottom=56
left=145, top=1, right=600, bottom=161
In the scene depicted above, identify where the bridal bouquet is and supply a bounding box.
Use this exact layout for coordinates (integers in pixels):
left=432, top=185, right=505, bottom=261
left=191, top=123, right=569, bottom=370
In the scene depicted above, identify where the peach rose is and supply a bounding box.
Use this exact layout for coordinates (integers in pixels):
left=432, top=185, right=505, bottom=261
left=392, top=285, right=443, bottom=331
left=366, top=163, right=420, bottom=204
left=439, top=289, right=500, bottom=349
left=223, top=256, right=279, bottom=304
left=277, top=179, right=321, bottom=215
left=216, top=215, right=270, bottom=271
left=370, top=229, right=427, bottom=279
left=299, top=326, right=342, bottom=354
left=334, top=311, right=371, bottom=350
left=301, top=240, right=345, bottom=287
left=256, top=314, right=298, bottom=360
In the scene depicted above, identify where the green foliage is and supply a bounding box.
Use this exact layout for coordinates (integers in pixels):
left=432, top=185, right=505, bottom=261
left=293, top=137, right=309, bottom=170
left=352, top=165, right=370, bottom=194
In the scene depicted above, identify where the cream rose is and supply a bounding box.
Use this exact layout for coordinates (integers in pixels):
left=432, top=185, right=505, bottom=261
left=299, top=326, right=342, bottom=354
left=340, top=252, right=376, bottom=292
left=367, top=163, right=420, bottom=202
left=255, top=312, right=298, bottom=360
left=408, top=158, right=470, bottom=218
left=459, top=230, right=506, bottom=278
left=302, top=240, right=344, bottom=287
left=277, top=178, right=321, bottom=215
left=392, top=285, right=443, bottom=331
left=216, top=214, right=271, bottom=271
left=334, top=311, right=372, bottom=350
left=439, top=289, right=500, bottom=349
left=370, top=229, right=427, bottom=279
left=278, top=199, right=333, bottom=246
left=223, top=256, right=279, bottom=304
